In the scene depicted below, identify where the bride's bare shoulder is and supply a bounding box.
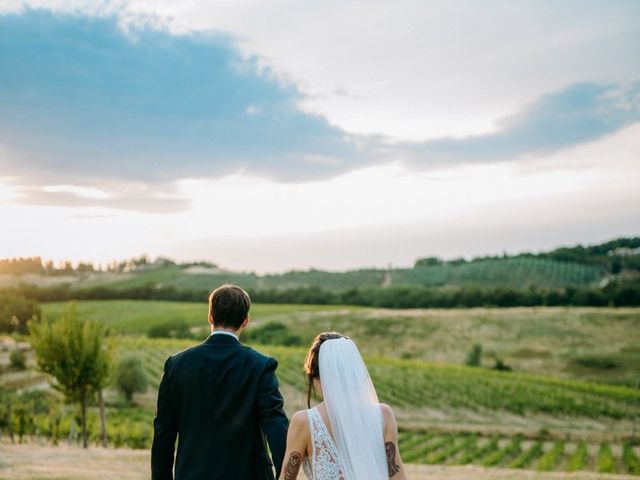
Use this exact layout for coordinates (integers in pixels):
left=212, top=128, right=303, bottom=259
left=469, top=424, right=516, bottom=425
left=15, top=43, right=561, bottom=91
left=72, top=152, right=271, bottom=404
left=379, top=403, right=398, bottom=430
left=289, top=410, right=310, bottom=431
left=379, top=402, right=395, bottom=418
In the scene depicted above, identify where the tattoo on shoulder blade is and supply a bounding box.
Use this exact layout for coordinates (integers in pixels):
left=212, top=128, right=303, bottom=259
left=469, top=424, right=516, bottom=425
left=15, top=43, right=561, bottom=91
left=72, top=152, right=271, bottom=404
left=385, top=441, right=400, bottom=477
left=284, top=451, right=303, bottom=480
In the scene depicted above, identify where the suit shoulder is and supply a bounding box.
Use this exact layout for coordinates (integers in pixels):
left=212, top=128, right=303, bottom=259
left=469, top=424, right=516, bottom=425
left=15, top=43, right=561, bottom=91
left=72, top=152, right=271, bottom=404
left=166, top=342, right=207, bottom=363
left=240, top=344, right=277, bottom=366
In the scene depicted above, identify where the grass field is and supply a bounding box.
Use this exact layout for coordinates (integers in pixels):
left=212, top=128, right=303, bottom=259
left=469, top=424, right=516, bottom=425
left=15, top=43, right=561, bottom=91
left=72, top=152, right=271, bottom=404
left=40, top=301, right=640, bottom=385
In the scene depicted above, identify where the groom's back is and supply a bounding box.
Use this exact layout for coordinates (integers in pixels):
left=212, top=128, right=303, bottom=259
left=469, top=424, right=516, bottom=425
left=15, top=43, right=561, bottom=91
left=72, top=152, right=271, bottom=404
left=152, top=333, right=286, bottom=480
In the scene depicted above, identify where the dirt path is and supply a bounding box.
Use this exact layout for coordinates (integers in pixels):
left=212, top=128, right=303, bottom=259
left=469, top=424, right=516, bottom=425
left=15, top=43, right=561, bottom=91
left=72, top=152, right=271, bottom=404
left=0, top=442, right=636, bottom=480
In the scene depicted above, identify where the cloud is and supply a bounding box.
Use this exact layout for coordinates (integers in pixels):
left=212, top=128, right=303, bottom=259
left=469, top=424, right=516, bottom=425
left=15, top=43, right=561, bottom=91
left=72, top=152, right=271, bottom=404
left=18, top=188, right=190, bottom=213
left=0, top=9, right=638, bottom=213
left=0, top=10, right=366, bottom=185
left=404, top=82, right=640, bottom=165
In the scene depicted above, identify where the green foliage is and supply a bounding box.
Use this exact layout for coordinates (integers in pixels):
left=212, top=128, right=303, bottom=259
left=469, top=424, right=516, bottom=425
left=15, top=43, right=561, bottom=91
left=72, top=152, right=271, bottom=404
left=597, top=443, right=616, bottom=473
left=508, top=440, right=543, bottom=468
left=119, top=337, right=640, bottom=420
left=575, top=355, right=618, bottom=370
left=147, top=319, right=192, bottom=339
left=414, top=256, right=444, bottom=267
left=115, top=354, right=148, bottom=404
left=29, top=303, right=114, bottom=447
left=567, top=441, right=588, bottom=471
left=480, top=435, right=522, bottom=466
left=243, top=321, right=303, bottom=346
left=0, top=291, right=41, bottom=333
left=491, top=357, right=512, bottom=372
left=9, top=348, right=27, bottom=370
left=623, top=442, right=640, bottom=475
left=464, top=344, right=482, bottom=367
left=537, top=441, right=565, bottom=471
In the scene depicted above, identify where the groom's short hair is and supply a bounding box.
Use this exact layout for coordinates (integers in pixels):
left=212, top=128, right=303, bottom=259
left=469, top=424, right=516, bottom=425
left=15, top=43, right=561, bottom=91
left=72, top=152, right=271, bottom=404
left=209, top=284, right=251, bottom=330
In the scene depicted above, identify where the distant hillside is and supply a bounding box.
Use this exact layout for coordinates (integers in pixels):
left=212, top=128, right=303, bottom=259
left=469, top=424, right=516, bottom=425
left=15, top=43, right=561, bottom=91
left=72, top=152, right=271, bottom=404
left=1, top=237, right=639, bottom=307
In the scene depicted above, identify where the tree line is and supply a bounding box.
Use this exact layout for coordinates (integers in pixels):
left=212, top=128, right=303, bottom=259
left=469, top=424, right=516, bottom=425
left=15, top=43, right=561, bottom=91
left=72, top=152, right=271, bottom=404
left=0, top=278, right=638, bottom=327
left=414, top=237, right=640, bottom=273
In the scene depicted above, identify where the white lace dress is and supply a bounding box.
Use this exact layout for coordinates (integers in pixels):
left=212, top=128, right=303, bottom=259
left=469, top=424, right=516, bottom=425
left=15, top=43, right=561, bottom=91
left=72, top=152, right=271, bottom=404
left=303, top=407, right=346, bottom=480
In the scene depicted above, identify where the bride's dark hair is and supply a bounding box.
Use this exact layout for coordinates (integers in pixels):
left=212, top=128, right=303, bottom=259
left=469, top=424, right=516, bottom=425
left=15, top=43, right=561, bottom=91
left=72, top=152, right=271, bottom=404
left=303, top=331, right=348, bottom=408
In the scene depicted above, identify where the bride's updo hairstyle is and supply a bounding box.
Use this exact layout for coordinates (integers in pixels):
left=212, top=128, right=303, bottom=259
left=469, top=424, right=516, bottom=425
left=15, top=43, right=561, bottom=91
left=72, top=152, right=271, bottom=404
left=303, top=331, right=348, bottom=408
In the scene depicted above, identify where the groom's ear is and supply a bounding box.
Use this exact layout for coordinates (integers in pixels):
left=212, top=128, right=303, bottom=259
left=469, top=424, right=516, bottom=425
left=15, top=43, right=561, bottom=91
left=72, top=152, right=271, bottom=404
left=241, top=315, right=250, bottom=329
left=208, top=311, right=214, bottom=326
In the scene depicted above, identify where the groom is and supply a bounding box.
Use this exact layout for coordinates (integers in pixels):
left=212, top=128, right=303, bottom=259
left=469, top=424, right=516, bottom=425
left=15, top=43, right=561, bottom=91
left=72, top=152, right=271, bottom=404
left=151, top=284, right=289, bottom=479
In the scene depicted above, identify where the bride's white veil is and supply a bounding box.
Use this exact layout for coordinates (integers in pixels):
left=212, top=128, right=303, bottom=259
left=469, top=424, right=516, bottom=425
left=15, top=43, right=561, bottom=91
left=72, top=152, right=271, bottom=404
left=319, top=337, right=387, bottom=480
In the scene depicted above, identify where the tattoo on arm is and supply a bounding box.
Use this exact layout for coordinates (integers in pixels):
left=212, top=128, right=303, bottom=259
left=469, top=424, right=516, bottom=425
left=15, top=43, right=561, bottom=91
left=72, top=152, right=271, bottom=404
left=385, top=442, right=400, bottom=477
left=284, top=451, right=303, bottom=480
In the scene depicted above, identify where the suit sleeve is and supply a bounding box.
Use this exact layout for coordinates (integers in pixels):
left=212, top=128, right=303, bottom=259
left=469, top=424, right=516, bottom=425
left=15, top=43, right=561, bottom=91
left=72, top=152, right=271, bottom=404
left=258, top=357, right=289, bottom=478
left=151, top=356, right=178, bottom=480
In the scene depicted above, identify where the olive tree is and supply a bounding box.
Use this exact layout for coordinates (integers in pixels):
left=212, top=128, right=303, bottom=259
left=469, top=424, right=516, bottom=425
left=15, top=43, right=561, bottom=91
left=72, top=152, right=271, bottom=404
left=29, top=303, right=113, bottom=448
left=115, top=354, right=148, bottom=404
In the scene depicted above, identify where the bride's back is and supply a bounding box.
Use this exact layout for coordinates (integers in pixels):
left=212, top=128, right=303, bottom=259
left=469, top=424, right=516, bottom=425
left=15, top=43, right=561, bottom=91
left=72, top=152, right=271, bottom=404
left=277, top=333, right=408, bottom=480
left=304, top=404, right=345, bottom=480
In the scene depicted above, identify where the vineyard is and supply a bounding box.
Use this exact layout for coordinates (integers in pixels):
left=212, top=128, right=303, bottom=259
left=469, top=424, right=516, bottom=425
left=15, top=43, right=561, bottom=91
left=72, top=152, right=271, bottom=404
left=3, top=335, right=638, bottom=475
left=106, top=337, right=640, bottom=475
left=74, top=256, right=607, bottom=292
left=3, top=303, right=640, bottom=477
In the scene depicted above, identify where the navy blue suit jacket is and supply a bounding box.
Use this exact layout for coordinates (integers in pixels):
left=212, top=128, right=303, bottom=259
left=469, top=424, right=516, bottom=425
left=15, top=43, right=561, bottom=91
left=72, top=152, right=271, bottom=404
left=151, top=334, right=289, bottom=480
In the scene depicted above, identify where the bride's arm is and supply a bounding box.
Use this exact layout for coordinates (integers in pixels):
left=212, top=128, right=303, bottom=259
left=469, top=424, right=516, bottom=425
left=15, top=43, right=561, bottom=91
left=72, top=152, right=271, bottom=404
left=278, top=411, right=309, bottom=480
left=381, top=404, right=409, bottom=480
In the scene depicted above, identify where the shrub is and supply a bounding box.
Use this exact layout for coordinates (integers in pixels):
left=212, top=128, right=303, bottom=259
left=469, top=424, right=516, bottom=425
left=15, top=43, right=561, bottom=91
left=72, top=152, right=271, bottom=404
left=575, top=355, right=618, bottom=370
left=491, top=357, right=512, bottom=371
left=9, top=348, right=27, bottom=370
left=147, top=319, right=192, bottom=339
left=465, top=344, right=482, bottom=367
left=243, top=322, right=303, bottom=346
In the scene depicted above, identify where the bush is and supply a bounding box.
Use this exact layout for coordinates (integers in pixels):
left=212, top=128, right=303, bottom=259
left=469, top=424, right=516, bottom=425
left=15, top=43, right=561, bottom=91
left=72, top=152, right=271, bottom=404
left=0, top=292, right=41, bottom=334
left=9, top=349, right=27, bottom=370
left=243, top=322, right=303, bottom=346
left=465, top=344, right=482, bottom=367
left=492, top=357, right=512, bottom=371
left=575, top=355, right=618, bottom=370
left=115, top=355, right=149, bottom=404
left=147, top=319, right=192, bottom=339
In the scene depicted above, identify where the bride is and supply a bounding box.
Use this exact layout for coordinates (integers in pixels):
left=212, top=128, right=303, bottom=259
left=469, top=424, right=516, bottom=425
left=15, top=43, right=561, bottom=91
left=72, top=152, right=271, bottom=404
left=278, top=332, right=408, bottom=480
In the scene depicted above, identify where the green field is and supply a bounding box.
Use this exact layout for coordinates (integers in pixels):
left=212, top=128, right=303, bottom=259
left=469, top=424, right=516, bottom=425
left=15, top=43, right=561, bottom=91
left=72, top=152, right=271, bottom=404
left=3, top=300, right=640, bottom=476
left=40, top=301, right=640, bottom=386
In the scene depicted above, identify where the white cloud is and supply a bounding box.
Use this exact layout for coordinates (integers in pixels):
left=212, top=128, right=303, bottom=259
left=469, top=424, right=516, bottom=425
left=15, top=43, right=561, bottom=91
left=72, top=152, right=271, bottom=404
left=4, top=0, right=639, bottom=141
left=2, top=122, right=634, bottom=270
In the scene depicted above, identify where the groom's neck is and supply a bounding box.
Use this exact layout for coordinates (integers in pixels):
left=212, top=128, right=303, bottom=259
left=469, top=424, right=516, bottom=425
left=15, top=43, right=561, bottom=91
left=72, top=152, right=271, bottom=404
left=211, top=326, right=241, bottom=336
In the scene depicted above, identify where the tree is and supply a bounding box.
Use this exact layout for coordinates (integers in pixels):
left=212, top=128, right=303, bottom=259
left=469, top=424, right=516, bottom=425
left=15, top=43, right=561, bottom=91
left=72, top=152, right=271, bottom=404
left=465, top=344, right=483, bottom=367
left=0, top=291, right=41, bottom=334
left=115, top=354, right=148, bottom=404
left=29, top=303, right=113, bottom=448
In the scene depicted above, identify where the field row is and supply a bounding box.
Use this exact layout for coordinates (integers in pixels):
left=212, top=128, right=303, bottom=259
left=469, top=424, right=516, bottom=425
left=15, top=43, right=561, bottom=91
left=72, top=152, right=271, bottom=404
left=6, top=405, right=639, bottom=476
left=398, top=431, right=640, bottom=475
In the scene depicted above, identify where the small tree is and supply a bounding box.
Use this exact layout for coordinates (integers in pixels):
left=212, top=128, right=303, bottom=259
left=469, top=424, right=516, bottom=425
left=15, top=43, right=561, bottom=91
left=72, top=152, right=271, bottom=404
left=29, top=303, right=113, bottom=448
left=116, top=354, right=148, bottom=405
left=465, top=344, right=483, bottom=367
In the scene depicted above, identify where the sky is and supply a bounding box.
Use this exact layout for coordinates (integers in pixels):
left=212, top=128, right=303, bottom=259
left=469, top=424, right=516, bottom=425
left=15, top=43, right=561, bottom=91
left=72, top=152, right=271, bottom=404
left=0, top=1, right=639, bottom=272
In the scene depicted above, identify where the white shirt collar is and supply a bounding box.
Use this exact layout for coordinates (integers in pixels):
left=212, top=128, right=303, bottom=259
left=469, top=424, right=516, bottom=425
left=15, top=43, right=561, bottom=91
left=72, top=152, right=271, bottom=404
left=211, top=330, right=239, bottom=340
